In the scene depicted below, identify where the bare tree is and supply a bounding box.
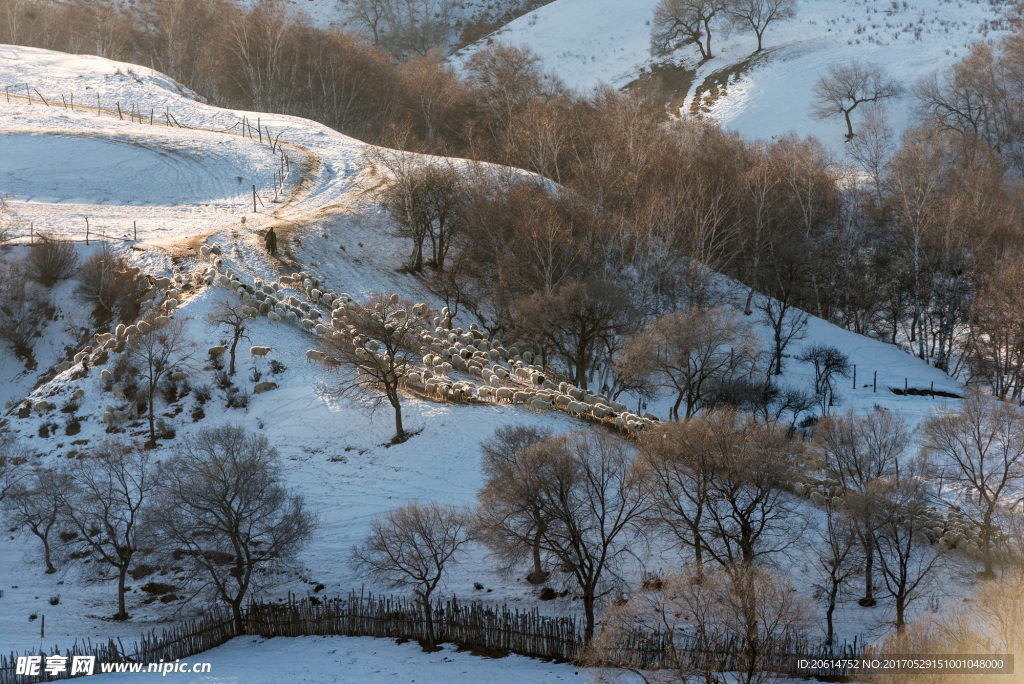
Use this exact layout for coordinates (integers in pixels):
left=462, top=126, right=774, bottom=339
left=352, top=501, right=470, bottom=649
left=2, top=467, right=69, bottom=574
left=206, top=295, right=257, bottom=376
left=923, top=391, right=1024, bottom=578
left=321, top=292, right=433, bottom=443
left=618, top=305, right=761, bottom=420
left=723, top=565, right=811, bottom=684
left=339, top=0, right=393, bottom=48
left=464, top=43, right=562, bottom=132
left=651, top=0, right=729, bottom=61
left=814, top=497, right=861, bottom=645
left=797, top=343, right=850, bottom=414
left=521, top=430, right=649, bottom=644
left=377, top=0, right=455, bottom=60
left=473, top=425, right=554, bottom=583
left=591, top=565, right=808, bottom=684
left=0, top=433, right=26, bottom=503
left=637, top=418, right=718, bottom=581
left=149, top=425, right=315, bottom=632
left=967, top=259, right=1024, bottom=404
left=59, top=439, right=154, bottom=620
left=125, top=315, right=198, bottom=446
left=728, top=0, right=795, bottom=52
left=812, top=61, right=901, bottom=140
left=814, top=408, right=910, bottom=607
left=873, top=459, right=946, bottom=633
left=510, top=279, right=634, bottom=391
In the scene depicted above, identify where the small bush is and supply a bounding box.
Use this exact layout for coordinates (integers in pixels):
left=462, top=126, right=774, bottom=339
left=75, top=245, right=147, bottom=323
left=24, top=237, right=78, bottom=286
left=214, top=369, right=232, bottom=391
left=64, top=419, right=81, bottom=436
left=249, top=365, right=263, bottom=383
left=191, top=405, right=205, bottom=422
left=48, top=595, right=60, bottom=605
left=38, top=424, right=50, bottom=438
left=129, top=564, right=157, bottom=580
left=159, top=378, right=179, bottom=405
left=225, top=388, right=249, bottom=409
left=269, top=359, right=286, bottom=375
left=141, top=582, right=176, bottom=595
left=192, top=384, right=212, bottom=405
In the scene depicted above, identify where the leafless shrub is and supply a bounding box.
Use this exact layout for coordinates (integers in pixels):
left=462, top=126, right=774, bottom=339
left=23, top=235, right=78, bottom=287
left=74, top=245, right=147, bottom=323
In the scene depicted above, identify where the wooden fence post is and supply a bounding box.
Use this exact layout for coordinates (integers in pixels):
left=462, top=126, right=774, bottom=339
left=25, top=83, right=31, bottom=104
left=253, top=185, right=257, bottom=213
left=873, top=370, right=877, bottom=393
left=258, top=117, right=262, bottom=142
left=85, top=218, right=89, bottom=245
left=852, top=364, right=856, bottom=389
left=134, top=221, right=137, bottom=241
left=905, top=377, right=908, bottom=393
left=116, top=102, right=123, bottom=120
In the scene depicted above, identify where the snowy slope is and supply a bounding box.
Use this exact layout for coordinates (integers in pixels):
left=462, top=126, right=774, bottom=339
left=0, top=44, right=987, bottom=672
left=449, top=0, right=1013, bottom=149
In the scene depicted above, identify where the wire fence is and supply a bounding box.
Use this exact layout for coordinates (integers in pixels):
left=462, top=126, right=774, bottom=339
left=1, top=82, right=294, bottom=244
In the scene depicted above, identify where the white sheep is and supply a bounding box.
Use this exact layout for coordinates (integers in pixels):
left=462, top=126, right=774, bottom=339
left=33, top=400, right=54, bottom=415
left=254, top=381, right=279, bottom=394
left=170, top=371, right=188, bottom=382
left=495, top=387, right=514, bottom=403
left=250, top=346, right=272, bottom=359
left=208, top=345, right=228, bottom=358
left=268, top=311, right=282, bottom=325
left=100, top=369, right=113, bottom=383
left=71, top=387, right=85, bottom=403
left=306, top=350, right=326, bottom=365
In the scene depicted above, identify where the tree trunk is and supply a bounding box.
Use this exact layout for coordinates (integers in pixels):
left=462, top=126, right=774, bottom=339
left=860, top=536, right=876, bottom=606
left=422, top=597, right=436, bottom=649
left=392, top=394, right=405, bottom=441
left=237, top=600, right=247, bottom=634
left=116, top=565, right=128, bottom=620
left=582, top=591, right=596, bottom=645
left=229, top=332, right=240, bottom=376
left=843, top=109, right=855, bottom=139
left=895, top=593, right=906, bottom=632
left=825, top=585, right=838, bottom=645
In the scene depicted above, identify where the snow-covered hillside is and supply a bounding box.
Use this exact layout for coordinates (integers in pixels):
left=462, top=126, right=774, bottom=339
left=450, top=0, right=1013, bottom=149
left=0, top=43, right=991, bottom=679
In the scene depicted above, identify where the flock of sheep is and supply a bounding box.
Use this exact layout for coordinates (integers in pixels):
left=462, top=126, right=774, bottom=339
left=793, top=479, right=1018, bottom=561
left=195, top=242, right=662, bottom=436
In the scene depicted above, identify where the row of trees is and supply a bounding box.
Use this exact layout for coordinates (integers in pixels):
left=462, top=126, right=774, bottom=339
left=651, top=0, right=797, bottom=60
left=352, top=393, right=1024, bottom=664
left=0, top=426, right=315, bottom=630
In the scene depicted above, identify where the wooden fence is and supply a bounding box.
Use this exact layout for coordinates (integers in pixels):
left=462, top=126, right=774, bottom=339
left=0, top=609, right=236, bottom=684
left=0, top=591, right=864, bottom=683
left=245, top=591, right=584, bottom=661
